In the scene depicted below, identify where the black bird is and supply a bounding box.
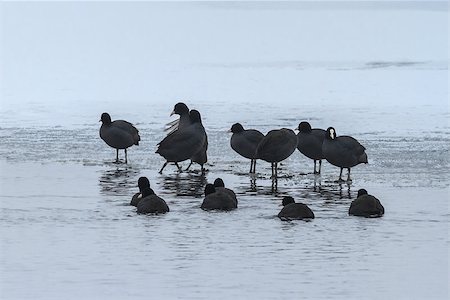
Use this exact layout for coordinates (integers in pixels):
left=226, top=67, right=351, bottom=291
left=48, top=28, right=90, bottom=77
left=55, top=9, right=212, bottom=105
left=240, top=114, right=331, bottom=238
left=213, top=178, right=238, bottom=206
left=165, top=102, right=191, bottom=135
left=185, top=110, right=208, bottom=173
left=156, top=110, right=206, bottom=173
left=255, top=128, right=298, bottom=178
left=130, top=177, right=152, bottom=207
left=201, top=184, right=237, bottom=211
left=349, top=189, right=384, bottom=218
left=296, top=121, right=326, bottom=174
left=99, top=112, right=140, bottom=163
left=186, top=137, right=208, bottom=173
left=230, top=123, right=265, bottom=173
left=136, top=187, right=169, bottom=214
left=322, top=127, right=368, bottom=182
left=164, top=103, right=208, bottom=173
left=278, top=196, right=315, bottom=220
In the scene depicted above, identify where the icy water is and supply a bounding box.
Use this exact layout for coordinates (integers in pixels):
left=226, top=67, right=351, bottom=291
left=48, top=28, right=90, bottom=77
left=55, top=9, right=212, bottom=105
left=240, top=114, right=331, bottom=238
left=1, top=2, right=449, bottom=300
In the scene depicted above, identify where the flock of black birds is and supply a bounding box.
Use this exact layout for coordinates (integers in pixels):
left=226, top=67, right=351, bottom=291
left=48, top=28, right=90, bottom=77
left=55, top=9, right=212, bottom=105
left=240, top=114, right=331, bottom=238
left=99, top=102, right=384, bottom=220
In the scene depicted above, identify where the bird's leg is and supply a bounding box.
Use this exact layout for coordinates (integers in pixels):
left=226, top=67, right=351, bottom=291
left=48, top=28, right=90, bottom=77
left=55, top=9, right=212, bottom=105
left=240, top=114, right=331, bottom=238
left=318, top=160, right=322, bottom=174
left=175, top=163, right=182, bottom=172
left=115, top=149, right=119, bottom=163
left=337, top=167, right=344, bottom=182
left=251, top=159, right=257, bottom=174
left=159, top=162, right=168, bottom=174
left=275, top=162, right=278, bottom=178
left=313, top=160, right=317, bottom=174
left=185, top=161, right=193, bottom=171
left=124, top=148, right=128, bottom=164
left=347, top=168, right=352, bottom=182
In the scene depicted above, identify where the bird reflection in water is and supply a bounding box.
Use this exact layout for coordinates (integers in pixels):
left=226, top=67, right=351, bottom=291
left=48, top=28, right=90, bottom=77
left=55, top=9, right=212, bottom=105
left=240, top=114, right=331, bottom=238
left=313, top=176, right=322, bottom=192
left=319, top=181, right=352, bottom=202
left=250, top=175, right=257, bottom=192
left=160, top=172, right=207, bottom=197
left=271, top=177, right=278, bottom=193
left=339, top=182, right=352, bottom=199
left=98, top=165, right=140, bottom=197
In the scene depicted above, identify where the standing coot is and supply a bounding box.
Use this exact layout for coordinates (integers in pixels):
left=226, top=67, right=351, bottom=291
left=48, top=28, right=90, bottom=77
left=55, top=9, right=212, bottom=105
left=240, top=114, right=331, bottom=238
left=322, top=127, right=368, bottom=182
left=156, top=110, right=207, bottom=173
left=99, top=112, right=140, bottom=163
left=296, top=121, right=326, bottom=174
left=255, top=128, right=298, bottom=178
left=230, top=123, right=265, bottom=173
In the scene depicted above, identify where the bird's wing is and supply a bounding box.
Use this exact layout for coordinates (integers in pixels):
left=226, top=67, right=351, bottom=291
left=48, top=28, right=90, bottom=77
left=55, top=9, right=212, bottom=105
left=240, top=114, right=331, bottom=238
left=113, top=120, right=139, bottom=134
left=246, top=130, right=265, bottom=144
left=157, top=125, right=206, bottom=152
left=338, top=136, right=366, bottom=154
left=164, top=118, right=180, bottom=135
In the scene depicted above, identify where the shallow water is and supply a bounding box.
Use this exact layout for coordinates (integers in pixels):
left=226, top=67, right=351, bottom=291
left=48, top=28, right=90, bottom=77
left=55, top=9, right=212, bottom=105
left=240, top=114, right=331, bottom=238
left=1, top=2, right=449, bottom=300
left=1, top=100, right=448, bottom=299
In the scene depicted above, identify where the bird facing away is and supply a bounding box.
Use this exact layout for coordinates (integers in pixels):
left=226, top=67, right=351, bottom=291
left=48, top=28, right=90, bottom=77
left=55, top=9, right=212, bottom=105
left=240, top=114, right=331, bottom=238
left=99, top=112, right=140, bottom=163
left=201, top=184, right=237, bottom=211
left=136, top=187, right=169, bottom=214
left=213, top=178, right=238, bottom=207
left=349, top=189, right=384, bottom=218
left=296, top=121, right=326, bottom=174
left=230, top=123, right=265, bottom=173
left=130, top=176, right=151, bottom=207
left=277, top=196, right=315, bottom=220
left=156, top=109, right=206, bottom=173
left=185, top=110, right=208, bottom=173
left=255, top=128, right=298, bottom=178
left=322, top=127, right=368, bottom=182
